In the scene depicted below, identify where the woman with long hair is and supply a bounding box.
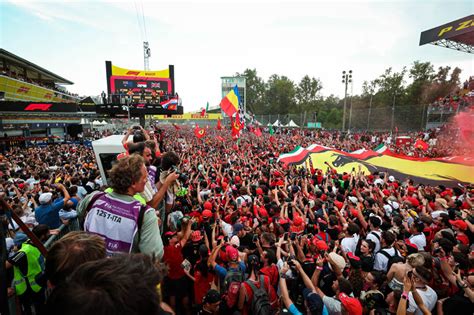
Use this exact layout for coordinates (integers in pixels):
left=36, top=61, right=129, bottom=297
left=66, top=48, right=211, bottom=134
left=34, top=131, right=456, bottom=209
left=387, top=253, right=425, bottom=292
left=358, top=239, right=376, bottom=274
left=183, top=244, right=214, bottom=309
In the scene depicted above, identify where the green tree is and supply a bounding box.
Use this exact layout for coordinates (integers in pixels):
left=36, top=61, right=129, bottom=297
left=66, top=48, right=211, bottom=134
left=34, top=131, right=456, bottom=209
left=235, top=69, right=266, bottom=114
left=405, top=61, right=435, bottom=105
left=265, top=74, right=296, bottom=115
left=295, top=75, right=323, bottom=112
left=374, top=67, right=407, bottom=107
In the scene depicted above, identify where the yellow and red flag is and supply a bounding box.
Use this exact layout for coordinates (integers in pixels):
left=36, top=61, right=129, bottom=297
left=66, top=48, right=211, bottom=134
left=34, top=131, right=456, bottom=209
left=220, top=85, right=240, bottom=117
left=278, top=144, right=474, bottom=186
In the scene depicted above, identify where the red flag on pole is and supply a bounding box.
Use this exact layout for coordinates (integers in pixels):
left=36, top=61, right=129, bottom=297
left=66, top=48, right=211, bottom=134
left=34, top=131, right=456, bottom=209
left=231, top=115, right=242, bottom=139
left=216, top=118, right=222, bottom=130
left=172, top=123, right=181, bottom=130
left=194, top=124, right=206, bottom=139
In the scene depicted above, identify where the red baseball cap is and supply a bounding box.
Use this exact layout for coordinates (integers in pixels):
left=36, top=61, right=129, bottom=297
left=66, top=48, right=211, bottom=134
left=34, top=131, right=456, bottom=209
left=334, top=201, right=344, bottom=210
left=202, top=210, right=213, bottom=219
left=312, top=239, right=329, bottom=250
left=226, top=245, right=239, bottom=262
left=191, top=230, right=203, bottom=242
left=204, top=201, right=213, bottom=210
left=449, top=220, right=468, bottom=231
left=338, top=293, right=363, bottom=315
left=256, top=187, right=264, bottom=195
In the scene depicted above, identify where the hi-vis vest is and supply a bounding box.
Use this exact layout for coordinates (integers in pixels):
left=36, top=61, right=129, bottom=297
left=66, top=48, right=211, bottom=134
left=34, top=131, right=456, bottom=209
left=13, top=243, right=43, bottom=295
left=84, top=193, right=149, bottom=256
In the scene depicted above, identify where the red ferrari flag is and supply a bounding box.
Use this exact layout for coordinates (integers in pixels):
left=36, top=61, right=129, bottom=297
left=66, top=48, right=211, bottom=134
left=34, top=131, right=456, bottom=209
left=216, top=118, right=222, bottom=130
left=415, top=139, right=428, bottom=151
left=194, top=125, right=206, bottom=139
left=231, top=115, right=242, bottom=139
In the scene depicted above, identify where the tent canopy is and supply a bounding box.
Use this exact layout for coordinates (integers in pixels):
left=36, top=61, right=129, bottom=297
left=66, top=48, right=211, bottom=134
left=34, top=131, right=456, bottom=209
left=272, top=120, right=282, bottom=127
left=285, top=120, right=299, bottom=128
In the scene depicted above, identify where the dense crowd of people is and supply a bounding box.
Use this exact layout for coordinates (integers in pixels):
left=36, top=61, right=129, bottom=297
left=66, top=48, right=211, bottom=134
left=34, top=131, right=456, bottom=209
left=1, top=123, right=473, bottom=315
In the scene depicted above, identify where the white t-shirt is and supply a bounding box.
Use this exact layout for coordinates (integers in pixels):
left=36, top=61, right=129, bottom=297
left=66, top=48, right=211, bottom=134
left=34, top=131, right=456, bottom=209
left=374, top=247, right=399, bottom=272
left=366, top=230, right=382, bottom=253
left=409, top=233, right=426, bottom=251
left=407, top=286, right=437, bottom=315
left=341, top=234, right=359, bottom=254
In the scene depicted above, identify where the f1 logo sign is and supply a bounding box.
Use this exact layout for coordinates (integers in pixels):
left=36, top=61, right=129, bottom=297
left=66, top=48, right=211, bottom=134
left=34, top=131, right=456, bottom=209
left=24, top=103, right=52, bottom=111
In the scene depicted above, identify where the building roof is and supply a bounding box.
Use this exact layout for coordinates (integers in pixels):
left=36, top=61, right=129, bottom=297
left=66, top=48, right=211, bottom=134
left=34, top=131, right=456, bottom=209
left=419, top=15, right=474, bottom=54
left=0, top=48, right=74, bottom=84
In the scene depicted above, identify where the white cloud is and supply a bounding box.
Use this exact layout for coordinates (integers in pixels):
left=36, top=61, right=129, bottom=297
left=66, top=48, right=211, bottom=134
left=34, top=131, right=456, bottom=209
left=4, top=0, right=473, bottom=113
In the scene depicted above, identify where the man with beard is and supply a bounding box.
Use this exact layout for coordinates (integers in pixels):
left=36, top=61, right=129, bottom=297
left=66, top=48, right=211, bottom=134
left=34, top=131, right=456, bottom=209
left=128, top=142, right=178, bottom=210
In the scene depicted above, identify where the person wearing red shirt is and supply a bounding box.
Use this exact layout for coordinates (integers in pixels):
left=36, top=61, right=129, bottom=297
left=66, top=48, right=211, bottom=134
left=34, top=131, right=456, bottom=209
left=162, top=219, right=193, bottom=314
left=450, top=220, right=469, bottom=246
left=237, top=255, right=278, bottom=315
left=183, top=243, right=215, bottom=307
left=259, top=249, right=279, bottom=290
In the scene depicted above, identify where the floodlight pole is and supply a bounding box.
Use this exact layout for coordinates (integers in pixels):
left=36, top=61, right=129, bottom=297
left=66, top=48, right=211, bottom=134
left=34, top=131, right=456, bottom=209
left=391, top=93, right=396, bottom=132
left=348, top=80, right=354, bottom=131
left=143, top=41, right=150, bottom=71
left=367, top=93, right=373, bottom=130
left=342, top=70, right=352, bottom=132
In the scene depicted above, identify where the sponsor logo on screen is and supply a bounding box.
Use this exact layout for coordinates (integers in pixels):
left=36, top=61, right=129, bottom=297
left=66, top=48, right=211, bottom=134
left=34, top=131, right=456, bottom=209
left=17, top=86, right=30, bottom=93
left=25, top=103, right=52, bottom=111
left=126, top=71, right=140, bottom=75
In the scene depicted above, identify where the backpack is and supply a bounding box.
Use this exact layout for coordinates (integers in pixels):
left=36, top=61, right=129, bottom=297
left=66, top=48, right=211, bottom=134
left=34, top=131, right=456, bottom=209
left=379, top=248, right=404, bottom=272
left=369, top=231, right=381, bottom=241
left=246, top=275, right=272, bottom=315
left=223, top=266, right=245, bottom=308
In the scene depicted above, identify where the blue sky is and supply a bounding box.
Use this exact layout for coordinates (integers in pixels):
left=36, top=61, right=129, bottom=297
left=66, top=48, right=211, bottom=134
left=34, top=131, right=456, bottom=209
left=1, top=0, right=472, bottom=112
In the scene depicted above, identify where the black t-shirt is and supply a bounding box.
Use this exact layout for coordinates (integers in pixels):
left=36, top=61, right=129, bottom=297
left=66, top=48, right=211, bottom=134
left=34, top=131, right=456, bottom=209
left=442, top=292, right=474, bottom=315
left=319, top=265, right=337, bottom=297
left=182, top=242, right=202, bottom=266
left=327, top=227, right=340, bottom=241
left=239, top=233, right=257, bottom=251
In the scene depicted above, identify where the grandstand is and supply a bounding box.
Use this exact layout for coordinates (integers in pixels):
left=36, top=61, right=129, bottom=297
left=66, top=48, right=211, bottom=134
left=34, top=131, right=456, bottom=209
left=0, top=49, right=79, bottom=103
left=0, top=50, right=184, bottom=144
left=0, top=49, right=86, bottom=141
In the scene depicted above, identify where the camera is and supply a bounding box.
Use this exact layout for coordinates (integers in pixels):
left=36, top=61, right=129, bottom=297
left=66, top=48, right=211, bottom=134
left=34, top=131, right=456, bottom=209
left=172, top=165, right=188, bottom=182
left=290, top=232, right=297, bottom=241
left=288, top=255, right=297, bottom=268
